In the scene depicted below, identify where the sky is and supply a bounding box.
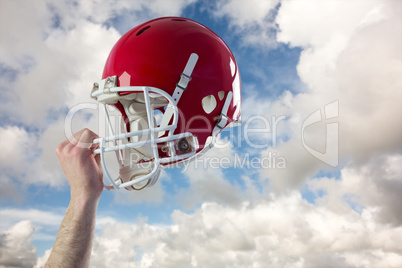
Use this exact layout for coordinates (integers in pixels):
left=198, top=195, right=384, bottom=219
left=0, top=0, right=401, bottom=267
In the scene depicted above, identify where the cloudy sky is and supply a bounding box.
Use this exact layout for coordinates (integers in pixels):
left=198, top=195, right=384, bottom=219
left=1, top=0, right=401, bottom=267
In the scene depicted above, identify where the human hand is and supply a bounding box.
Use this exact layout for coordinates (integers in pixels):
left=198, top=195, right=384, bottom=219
left=56, top=128, right=103, bottom=201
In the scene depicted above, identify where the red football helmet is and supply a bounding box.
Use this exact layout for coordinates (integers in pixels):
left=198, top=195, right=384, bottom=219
left=91, top=17, right=241, bottom=190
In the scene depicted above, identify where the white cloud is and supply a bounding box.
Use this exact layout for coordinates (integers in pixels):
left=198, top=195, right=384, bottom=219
left=0, top=0, right=196, bottom=190
left=0, top=175, right=22, bottom=202
left=308, top=154, right=402, bottom=226
left=212, top=0, right=280, bottom=48
left=34, top=249, right=52, bottom=268
left=1, top=1, right=401, bottom=267
left=0, top=121, right=66, bottom=190
left=0, top=126, right=34, bottom=170
left=144, top=0, right=196, bottom=17
left=44, top=21, right=121, bottom=107
left=45, top=0, right=193, bottom=32
left=0, top=19, right=120, bottom=127
left=0, top=208, right=126, bottom=267
left=0, top=221, right=37, bottom=268
left=215, top=0, right=279, bottom=26
left=0, top=126, right=44, bottom=197
left=276, top=0, right=382, bottom=48
left=0, top=209, right=63, bottom=232
left=9, top=191, right=402, bottom=267
left=89, top=219, right=168, bottom=268
left=175, top=136, right=265, bottom=209
left=256, top=0, right=402, bottom=191
left=0, top=0, right=50, bottom=69
left=83, top=192, right=402, bottom=267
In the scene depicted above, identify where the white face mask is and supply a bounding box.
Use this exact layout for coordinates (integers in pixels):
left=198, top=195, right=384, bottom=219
left=91, top=54, right=202, bottom=191
left=91, top=52, right=236, bottom=191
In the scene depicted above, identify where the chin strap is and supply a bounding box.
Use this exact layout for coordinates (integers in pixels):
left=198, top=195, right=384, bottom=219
left=212, top=91, right=233, bottom=136
left=159, top=53, right=199, bottom=137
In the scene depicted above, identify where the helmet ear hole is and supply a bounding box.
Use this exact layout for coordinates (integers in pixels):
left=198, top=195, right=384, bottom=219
left=202, top=94, right=217, bottom=114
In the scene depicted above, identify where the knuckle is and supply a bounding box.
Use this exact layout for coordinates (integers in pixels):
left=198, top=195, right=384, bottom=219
left=82, top=128, right=90, bottom=136
left=82, top=128, right=95, bottom=139
left=55, top=144, right=63, bottom=156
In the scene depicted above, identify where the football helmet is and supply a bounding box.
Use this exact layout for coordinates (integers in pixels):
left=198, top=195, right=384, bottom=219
left=91, top=17, right=241, bottom=190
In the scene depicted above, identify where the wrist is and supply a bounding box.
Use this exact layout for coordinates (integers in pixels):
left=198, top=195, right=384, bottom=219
left=70, top=192, right=100, bottom=213
left=70, top=184, right=103, bottom=202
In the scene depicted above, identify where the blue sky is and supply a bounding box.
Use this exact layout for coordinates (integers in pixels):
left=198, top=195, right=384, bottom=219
left=1, top=0, right=401, bottom=267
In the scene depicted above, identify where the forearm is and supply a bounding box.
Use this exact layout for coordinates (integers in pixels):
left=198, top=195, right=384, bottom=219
left=45, top=195, right=99, bottom=268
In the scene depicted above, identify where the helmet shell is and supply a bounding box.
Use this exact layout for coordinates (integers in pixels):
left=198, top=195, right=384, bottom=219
left=102, top=17, right=241, bottom=151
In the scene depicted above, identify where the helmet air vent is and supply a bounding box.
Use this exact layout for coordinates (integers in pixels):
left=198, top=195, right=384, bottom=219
left=136, top=26, right=151, bottom=36
left=202, top=94, right=217, bottom=114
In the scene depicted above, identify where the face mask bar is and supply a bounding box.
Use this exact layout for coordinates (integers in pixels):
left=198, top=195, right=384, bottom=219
left=92, top=86, right=199, bottom=190
left=90, top=53, right=201, bottom=190
left=90, top=52, right=239, bottom=190
left=91, top=83, right=237, bottom=190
